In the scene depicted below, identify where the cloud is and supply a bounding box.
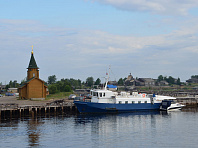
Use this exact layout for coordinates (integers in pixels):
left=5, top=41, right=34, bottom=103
left=91, top=0, right=198, bottom=15
left=1, top=18, right=198, bottom=82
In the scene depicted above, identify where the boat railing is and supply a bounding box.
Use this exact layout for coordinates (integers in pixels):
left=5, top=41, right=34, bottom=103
left=84, top=99, right=91, bottom=102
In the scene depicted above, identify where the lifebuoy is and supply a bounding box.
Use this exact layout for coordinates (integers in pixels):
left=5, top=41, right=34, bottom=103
left=142, top=94, right=146, bottom=97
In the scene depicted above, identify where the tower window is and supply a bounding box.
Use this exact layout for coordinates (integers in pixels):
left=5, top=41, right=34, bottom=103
left=33, top=73, right=35, bottom=77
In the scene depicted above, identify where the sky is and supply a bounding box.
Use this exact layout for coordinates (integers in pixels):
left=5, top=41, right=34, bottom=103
left=1, top=0, right=198, bottom=84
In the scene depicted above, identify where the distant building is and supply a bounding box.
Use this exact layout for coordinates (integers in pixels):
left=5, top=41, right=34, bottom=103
left=138, top=78, right=155, bottom=86
left=125, top=73, right=135, bottom=86
left=158, top=80, right=169, bottom=86
left=18, top=48, right=48, bottom=100
left=8, top=88, right=18, bottom=93
left=108, top=81, right=118, bottom=85
left=186, top=78, right=198, bottom=84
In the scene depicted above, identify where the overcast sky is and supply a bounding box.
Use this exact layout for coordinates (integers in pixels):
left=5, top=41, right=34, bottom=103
left=1, top=0, right=198, bottom=84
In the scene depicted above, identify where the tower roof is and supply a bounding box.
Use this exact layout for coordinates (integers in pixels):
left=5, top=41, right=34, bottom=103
left=28, top=52, right=39, bottom=69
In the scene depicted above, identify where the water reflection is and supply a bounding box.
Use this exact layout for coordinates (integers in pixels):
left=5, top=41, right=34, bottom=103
left=74, top=111, right=170, bottom=148
left=74, top=111, right=166, bottom=124
left=1, top=109, right=198, bottom=148
left=27, top=116, right=44, bottom=147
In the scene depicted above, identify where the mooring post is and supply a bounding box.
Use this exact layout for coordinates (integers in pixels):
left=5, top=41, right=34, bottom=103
left=19, top=108, right=21, bottom=117
left=38, top=108, right=40, bottom=114
left=10, top=110, right=12, bottom=118
left=35, top=108, right=37, bottom=115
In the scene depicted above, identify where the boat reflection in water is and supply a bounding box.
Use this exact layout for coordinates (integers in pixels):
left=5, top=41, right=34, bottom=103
left=74, top=110, right=168, bottom=125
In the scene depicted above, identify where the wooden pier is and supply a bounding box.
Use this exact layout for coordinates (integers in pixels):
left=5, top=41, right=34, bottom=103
left=0, top=96, right=78, bottom=118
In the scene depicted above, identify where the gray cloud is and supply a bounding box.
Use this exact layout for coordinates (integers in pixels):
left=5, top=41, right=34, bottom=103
left=0, top=19, right=198, bottom=83
left=91, top=0, right=198, bottom=15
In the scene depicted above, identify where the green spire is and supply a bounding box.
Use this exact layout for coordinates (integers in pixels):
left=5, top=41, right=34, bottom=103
left=28, top=53, right=39, bottom=69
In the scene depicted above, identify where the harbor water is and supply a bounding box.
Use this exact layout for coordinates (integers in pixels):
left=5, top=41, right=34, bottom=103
left=1, top=109, right=198, bottom=148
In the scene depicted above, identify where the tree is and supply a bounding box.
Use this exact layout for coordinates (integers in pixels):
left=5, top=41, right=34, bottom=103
left=9, top=80, right=13, bottom=87
left=157, top=75, right=164, bottom=82
left=176, top=78, right=181, bottom=85
left=118, top=78, right=124, bottom=85
left=48, top=75, right=57, bottom=84
left=95, top=78, right=101, bottom=85
left=86, top=77, right=94, bottom=87
left=48, top=84, right=57, bottom=94
left=65, top=85, right=71, bottom=92
left=168, top=76, right=175, bottom=85
left=21, top=78, right=27, bottom=85
left=56, top=81, right=64, bottom=92
left=13, top=80, right=19, bottom=88
left=123, top=77, right=127, bottom=82
left=191, top=75, right=198, bottom=79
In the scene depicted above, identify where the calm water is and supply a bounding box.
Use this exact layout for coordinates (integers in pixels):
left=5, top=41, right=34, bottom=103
left=1, top=109, right=198, bottom=148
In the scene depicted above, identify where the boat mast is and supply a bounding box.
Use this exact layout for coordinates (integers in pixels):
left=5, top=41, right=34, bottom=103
left=104, top=66, right=110, bottom=90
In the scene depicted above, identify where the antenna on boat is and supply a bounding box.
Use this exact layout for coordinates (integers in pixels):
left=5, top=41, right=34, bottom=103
left=104, top=65, right=111, bottom=90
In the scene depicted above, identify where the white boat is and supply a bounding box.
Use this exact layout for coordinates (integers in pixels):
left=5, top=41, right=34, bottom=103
left=160, top=101, right=185, bottom=111
left=167, top=102, right=185, bottom=111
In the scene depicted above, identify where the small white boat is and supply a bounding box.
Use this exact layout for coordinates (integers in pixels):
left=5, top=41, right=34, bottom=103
left=167, top=102, right=185, bottom=111
left=160, top=101, right=185, bottom=111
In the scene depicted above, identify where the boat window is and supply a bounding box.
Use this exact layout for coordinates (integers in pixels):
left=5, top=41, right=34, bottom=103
left=132, top=101, right=135, bottom=104
left=93, top=92, right=97, bottom=96
left=125, top=101, right=128, bottom=104
left=103, top=93, right=105, bottom=97
left=100, top=93, right=102, bottom=97
left=144, top=101, right=147, bottom=103
left=119, top=101, right=122, bottom=104
left=138, top=101, right=141, bottom=104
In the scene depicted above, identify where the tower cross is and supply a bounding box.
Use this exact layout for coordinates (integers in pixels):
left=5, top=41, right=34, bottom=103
left=31, top=45, right=34, bottom=54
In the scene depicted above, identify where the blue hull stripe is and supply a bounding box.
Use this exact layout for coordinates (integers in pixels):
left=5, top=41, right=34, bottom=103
left=74, top=101, right=161, bottom=113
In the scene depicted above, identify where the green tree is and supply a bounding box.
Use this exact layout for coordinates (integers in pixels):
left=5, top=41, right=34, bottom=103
left=176, top=78, right=181, bottom=85
left=56, top=81, right=64, bottom=92
left=191, top=75, right=198, bottom=79
left=123, top=77, right=127, bottom=82
left=167, top=76, right=175, bottom=85
left=48, top=75, right=57, bottom=84
left=118, top=78, right=124, bottom=85
left=86, top=77, right=94, bottom=87
left=9, top=80, right=13, bottom=87
left=65, top=85, right=71, bottom=92
left=20, top=78, right=27, bottom=85
left=13, top=80, right=19, bottom=88
left=157, top=75, right=164, bottom=82
left=48, top=84, right=57, bottom=94
left=95, top=78, right=101, bottom=85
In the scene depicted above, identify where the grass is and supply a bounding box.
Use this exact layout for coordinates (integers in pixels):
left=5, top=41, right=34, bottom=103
left=46, top=92, right=74, bottom=100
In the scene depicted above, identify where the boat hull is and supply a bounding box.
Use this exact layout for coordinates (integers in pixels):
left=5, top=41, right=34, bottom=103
left=74, top=101, right=162, bottom=113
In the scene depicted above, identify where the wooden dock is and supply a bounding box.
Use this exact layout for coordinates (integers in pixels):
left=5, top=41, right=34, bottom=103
left=0, top=96, right=78, bottom=118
